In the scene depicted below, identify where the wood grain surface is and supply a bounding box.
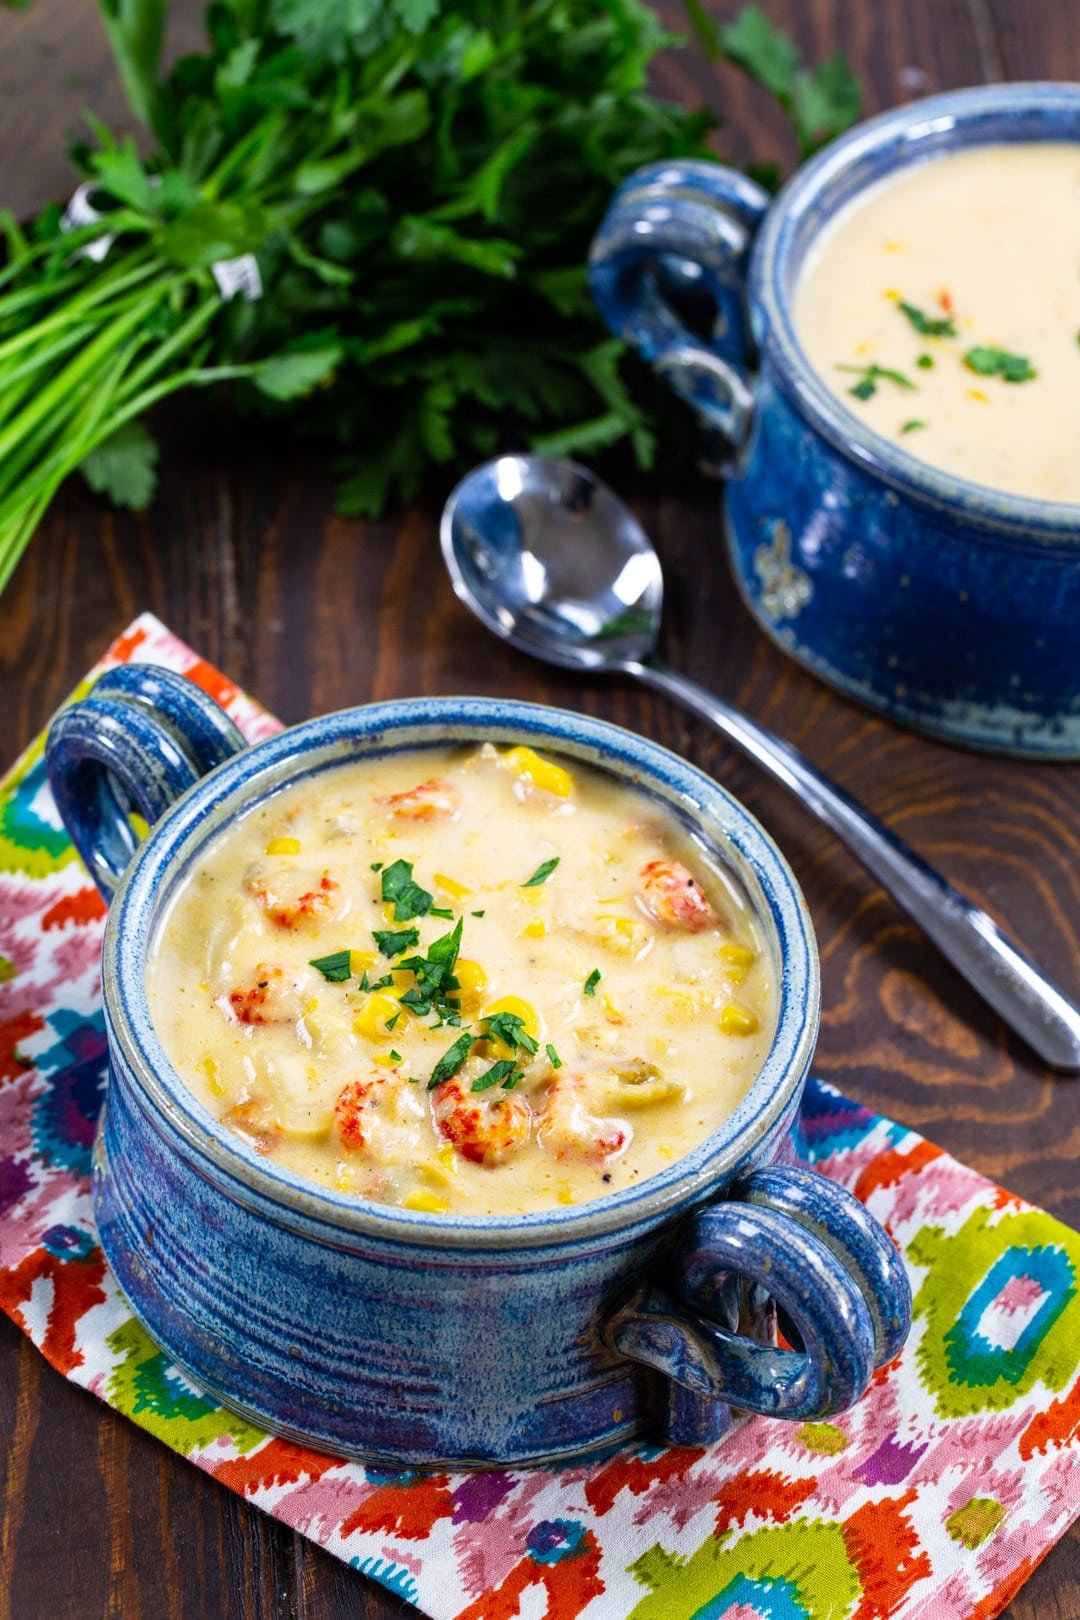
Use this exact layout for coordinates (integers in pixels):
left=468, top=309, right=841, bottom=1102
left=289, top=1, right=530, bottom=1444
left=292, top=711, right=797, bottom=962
left=1, top=3, right=1078, bottom=1616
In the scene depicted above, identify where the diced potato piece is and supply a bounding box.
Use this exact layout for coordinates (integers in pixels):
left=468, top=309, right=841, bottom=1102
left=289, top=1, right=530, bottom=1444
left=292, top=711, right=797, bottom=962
left=504, top=745, right=573, bottom=799
left=402, top=1190, right=450, bottom=1214
left=266, top=836, right=301, bottom=856
left=719, top=1001, right=760, bottom=1037
left=655, top=985, right=703, bottom=1020
left=434, top=872, right=472, bottom=899
left=454, top=958, right=488, bottom=1017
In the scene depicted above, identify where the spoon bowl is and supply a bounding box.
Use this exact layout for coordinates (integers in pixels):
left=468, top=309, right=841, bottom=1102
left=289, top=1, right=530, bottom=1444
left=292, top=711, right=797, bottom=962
left=441, top=455, right=662, bottom=672
left=439, top=454, right=1080, bottom=1072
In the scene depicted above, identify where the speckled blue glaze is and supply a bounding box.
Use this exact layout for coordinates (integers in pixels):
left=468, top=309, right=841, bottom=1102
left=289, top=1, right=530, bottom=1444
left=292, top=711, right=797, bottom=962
left=46, top=668, right=910, bottom=1466
left=589, top=85, right=1080, bottom=758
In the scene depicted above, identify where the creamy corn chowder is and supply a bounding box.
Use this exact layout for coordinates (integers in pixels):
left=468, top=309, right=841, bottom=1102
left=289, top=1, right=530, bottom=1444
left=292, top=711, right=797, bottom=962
left=148, top=743, right=775, bottom=1216
left=795, top=143, right=1080, bottom=501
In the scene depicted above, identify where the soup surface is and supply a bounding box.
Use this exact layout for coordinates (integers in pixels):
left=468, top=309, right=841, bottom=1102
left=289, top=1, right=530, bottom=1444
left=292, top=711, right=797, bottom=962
left=148, top=744, right=775, bottom=1216
left=795, top=142, right=1080, bottom=501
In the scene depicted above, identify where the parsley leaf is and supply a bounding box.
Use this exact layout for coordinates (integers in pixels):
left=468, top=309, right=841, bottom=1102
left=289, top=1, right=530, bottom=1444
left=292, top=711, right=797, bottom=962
left=428, top=1031, right=476, bottom=1090
left=80, top=421, right=159, bottom=510
left=381, top=858, right=433, bottom=922
left=309, top=949, right=353, bottom=983
left=373, top=926, right=420, bottom=958
left=583, top=968, right=601, bottom=997
left=916, top=354, right=935, bottom=370
left=398, top=918, right=464, bottom=1017
left=388, top=1048, right=402, bottom=1061
left=430, top=904, right=454, bottom=918
left=837, top=363, right=917, bottom=401
left=471, top=1059, right=519, bottom=1093
left=523, top=856, right=560, bottom=887
left=964, top=346, right=1037, bottom=383
left=483, top=1011, right=538, bottom=1055
left=897, top=300, right=956, bottom=338
left=900, top=419, right=926, bottom=435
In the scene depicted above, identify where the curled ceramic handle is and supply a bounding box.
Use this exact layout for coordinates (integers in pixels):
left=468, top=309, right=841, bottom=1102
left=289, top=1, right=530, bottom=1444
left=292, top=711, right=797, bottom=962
left=605, top=1163, right=911, bottom=1445
left=587, top=160, right=770, bottom=460
left=45, top=664, right=247, bottom=901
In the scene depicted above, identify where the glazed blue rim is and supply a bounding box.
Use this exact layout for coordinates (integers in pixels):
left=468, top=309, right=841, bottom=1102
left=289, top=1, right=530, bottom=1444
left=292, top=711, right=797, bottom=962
left=103, top=696, right=820, bottom=1251
left=752, top=81, right=1080, bottom=544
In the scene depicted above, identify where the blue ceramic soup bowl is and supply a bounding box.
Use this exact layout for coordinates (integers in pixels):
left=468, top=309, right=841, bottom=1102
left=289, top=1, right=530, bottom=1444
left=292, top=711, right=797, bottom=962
left=45, top=665, right=910, bottom=1467
left=589, top=83, right=1080, bottom=759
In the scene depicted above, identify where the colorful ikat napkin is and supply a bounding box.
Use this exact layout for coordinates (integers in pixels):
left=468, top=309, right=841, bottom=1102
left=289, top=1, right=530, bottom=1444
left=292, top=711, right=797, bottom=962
left=2, top=614, right=1079, bottom=1620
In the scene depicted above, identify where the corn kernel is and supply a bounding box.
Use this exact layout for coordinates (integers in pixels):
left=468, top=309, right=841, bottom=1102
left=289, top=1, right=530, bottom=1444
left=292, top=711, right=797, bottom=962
left=403, top=1190, right=450, bottom=1214
left=373, top=1051, right=399, bottom=1066
left=453, top=958, right=487, bottom=1016
left=656, top=985, right=699, bottom=1020
left=201, top=1056, right=224, bottom=1097
left=556, top=1187, right=576, bottom=1205
left=434, top=872, right=472, bottom=899
left=129, top=812, right=150, bottom=840
left=482, top=994, right=540, bottom=1054
left=718, top=942, right=756, bottom=984
left=884, top=288, right=900, bottom=300
left=601, top=993, right=625, bottom=1024
left=595, top=915, right=650, bottom=955
left=418, top=1157, right=455, bottom=1188
left=266, top=836, right=301, bottom=855
left=350, top=949, right=377, bottom=976
left=504, top=744, right=573, bottom=798
left=302, top=995, right=319, bottom=1016
left=658, top=1146, right=674, bottom=1159
left=521, top=916, right=547, bottom=938
left=719, top=1002, right=760, bottom=1037
left=354, top=991, right=407, bottom=1042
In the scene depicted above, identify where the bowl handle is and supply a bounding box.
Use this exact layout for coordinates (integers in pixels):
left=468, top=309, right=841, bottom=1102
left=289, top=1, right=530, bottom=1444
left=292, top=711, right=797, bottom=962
left=45, top=664, right=247, bottom=902
left=587, top=160, right=770, bottom=467
left=604, top=1164, right=911, bottom=1445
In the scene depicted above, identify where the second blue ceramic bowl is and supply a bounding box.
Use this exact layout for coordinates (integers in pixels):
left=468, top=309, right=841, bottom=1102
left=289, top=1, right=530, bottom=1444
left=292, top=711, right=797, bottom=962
left=45, top=666, right=910, bottom=1466
left=589, top=83, right=1080, bottom=758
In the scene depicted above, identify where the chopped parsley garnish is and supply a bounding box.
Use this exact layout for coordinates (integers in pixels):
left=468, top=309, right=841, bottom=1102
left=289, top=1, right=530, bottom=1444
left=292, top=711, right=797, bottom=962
left=583, top=968, right=601, bottom=996
left=900, top=419, right=926, bottom=435
left=471, top=1059, right=520, bottom=1093
left=837, top=362, right=916, bottom=401
left=430, top=904, right=455, bottom=918
left=916, top=353, right=934, bottom=370
left=370, top=861, right=384, bottom=872
left=399, top=917, right=464, bottom=1017
left=545, top=1043, right=563, bottom=1070
left=309, top=949, right=353, bottom=983
left=386, top=1011, right=401, bottom=1031
left=373, top=926, right=420, bottom=958
left=380, top=858, right=433, bottom=922
left=523, top=856, right=560, bottom=887
left=388, top=1049, right=402, bottom=1062
left=428, top=1031, right=476, bottom=1090
left=471, top=909, right=486, bottom=918
left=964, top=346, right=1036, bottom=383
left=897, top=299, right=956, bottom=338
left=483, top=1011, right=538, bottom=1055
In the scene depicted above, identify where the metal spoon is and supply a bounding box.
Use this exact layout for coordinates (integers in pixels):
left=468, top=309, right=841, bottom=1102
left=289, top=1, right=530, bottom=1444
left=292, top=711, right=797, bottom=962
left=440, top=454, right=1080, bottom=1073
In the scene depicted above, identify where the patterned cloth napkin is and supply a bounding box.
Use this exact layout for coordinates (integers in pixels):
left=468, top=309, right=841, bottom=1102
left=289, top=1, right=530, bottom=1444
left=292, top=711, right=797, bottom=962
left=2, top=613, right=1079, bottom=1620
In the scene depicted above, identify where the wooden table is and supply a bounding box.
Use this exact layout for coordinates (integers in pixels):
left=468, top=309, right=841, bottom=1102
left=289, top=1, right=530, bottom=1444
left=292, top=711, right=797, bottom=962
left=1, top=3, right=1078, bottom=1615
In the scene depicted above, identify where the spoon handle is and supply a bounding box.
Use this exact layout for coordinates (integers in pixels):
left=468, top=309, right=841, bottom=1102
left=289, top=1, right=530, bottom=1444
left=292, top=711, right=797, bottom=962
left=634, top=656, right=1080, bottom=1072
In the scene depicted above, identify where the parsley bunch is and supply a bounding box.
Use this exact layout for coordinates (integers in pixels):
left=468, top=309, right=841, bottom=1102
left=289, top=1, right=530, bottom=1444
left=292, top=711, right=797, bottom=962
left=0, top=0, right=859, bottom=593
